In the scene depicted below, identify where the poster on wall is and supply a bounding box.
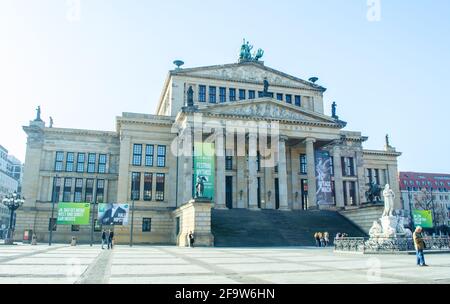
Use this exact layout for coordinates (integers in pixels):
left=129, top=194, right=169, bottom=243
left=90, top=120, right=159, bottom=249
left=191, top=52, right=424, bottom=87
left=98, top=203, right=130, bottom=226
left=412, top=210, right=433, bottom=228
left=193, top=142, right=215, bottom=200
left=315, top=150, right=334, bottom=205
left=57, top=203, right=91, bottom=225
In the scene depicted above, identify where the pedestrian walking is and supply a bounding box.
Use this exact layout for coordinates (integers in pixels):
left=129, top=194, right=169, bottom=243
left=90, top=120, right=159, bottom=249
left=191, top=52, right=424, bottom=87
left=324, top=232, right=330, bottom=247
left=413, top=226, right=428, bottom=267
left=107, top=229, right=114, bottom=250
left=188, top=231, right=195, bottom=248
left=314, top=232, right=321, bottom=247
left=318, top=232, right=324, bottom=247
left=101, top=229, right=107, bottom=249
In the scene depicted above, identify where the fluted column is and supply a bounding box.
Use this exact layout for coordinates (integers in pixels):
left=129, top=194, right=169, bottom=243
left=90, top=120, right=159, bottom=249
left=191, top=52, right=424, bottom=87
left=278, top=136, right=289, bottom=210
left=215, top=128, right=226, bottom=209
left=333, top=146, right=345, bottom=208
left=305, top=138, right=317, bottom=209
left=248, top=132, right=259, bottom=210
left=183, top=132, right=193, bottom=204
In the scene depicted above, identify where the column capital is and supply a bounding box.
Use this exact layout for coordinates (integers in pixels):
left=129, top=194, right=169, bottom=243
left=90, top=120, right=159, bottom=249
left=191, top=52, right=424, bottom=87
left=304, top=137, right=316, bottom=144
left=279, top=135, right=289, bottom=142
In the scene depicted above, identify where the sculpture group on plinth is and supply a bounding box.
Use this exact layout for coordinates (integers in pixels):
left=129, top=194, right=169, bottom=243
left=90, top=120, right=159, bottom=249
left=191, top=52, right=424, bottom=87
left=239, top=39, right=264, bottom=62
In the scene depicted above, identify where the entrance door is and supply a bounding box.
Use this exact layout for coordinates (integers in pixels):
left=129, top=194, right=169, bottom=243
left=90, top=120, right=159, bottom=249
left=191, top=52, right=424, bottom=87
left=275, top=178, right=280, bottom=209
left=257, top=177, right=261, bottom=209
left=226, top=176, right=233, bottom=209
left=301, top=179, right=308, bottom=210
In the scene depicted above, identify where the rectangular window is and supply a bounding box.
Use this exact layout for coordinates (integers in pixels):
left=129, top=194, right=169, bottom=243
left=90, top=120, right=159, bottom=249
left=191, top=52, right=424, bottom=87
left=85, top=179, right=94, bottom=203
left=145, top=145, right=154, bottom=167
left=76, top=153, right=85, bottom=173
left=258, top=91, right=264, bottom=98
left=132, top=144, right=142, bottom=166
left=286, top=94, right=292, bottom=104
left=209, top=86, right=216, bottom=103
left=249, top=90, right=256, bottom=99
left=98, top=154, right=107, bottom=174
left=142, top=218, right=152, bottom=232
left=295, top=95, right=301, bottom=106
left=330, top=156, right=334, bottom=176
left=157, top=145, right=166, bottom=167
left=257, top=152, right=261, bottom=172
left=277, top=93, right=283, bottom=101
left=300, top=154, right=307, bottom=174
left=55, top=151, right=64, bottom=172
left=342, top=157, right=355, bottom=176
left=71, top=225, right=80, bottom=232
left=374, top=169, right=380, bottom=185
left=48, top=218, right=57, bottom=231
left=96, top=179, right=105, bottom=203
left=131, top=172, right=141, bottom=200
left=219, top=87, right=226, bottom=103
left=155, top=173, right=165, bottom=201
left=63, top=178, right=72, bottom=202
left=52, top=177, right=61, bottom=202
left=367, top=168, right=373, bottom=184
left=87, top=153, right=96, bottom=173
left=225, top=156, right=233, bottom=171
left=66, top=152, right=74, bottom=172
left=199, top=85, right=206, bottom=102
left=229, top=88, right=236, bottom=101
left=144, top=173, right=153, bottom=201
left=74, top=178, right=83, bottom=202
left=239, top=89, right=246, bottom=100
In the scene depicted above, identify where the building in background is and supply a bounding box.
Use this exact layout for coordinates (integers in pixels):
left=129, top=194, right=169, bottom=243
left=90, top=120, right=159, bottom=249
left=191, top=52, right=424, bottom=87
left=399, top=171, right=450, bottom=231
left=0, top=145, right=22, bottom=232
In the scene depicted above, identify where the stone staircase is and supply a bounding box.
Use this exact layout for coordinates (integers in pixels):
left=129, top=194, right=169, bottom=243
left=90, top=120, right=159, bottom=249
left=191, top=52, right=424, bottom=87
left=338, top=205, right=384, bottom=235
left=211, top=209, right=367, bottom=247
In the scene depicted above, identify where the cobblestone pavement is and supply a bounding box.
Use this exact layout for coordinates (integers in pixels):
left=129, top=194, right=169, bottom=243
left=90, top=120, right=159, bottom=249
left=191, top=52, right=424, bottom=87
left=0, top=244, right=449, bottom=284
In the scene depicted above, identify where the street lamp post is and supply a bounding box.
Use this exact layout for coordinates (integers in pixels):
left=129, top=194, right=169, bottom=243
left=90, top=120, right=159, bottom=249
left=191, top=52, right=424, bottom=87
left=430, top=187, right=437, bottom=235
left=90, top=199, right=97, bottom=247
left=49, top=176, right=58, bottom=246
left=130, top=175, right=136, bottom=247
left=2, top=192, right=25, bottom=245
left=408, top=187, right=414, bottom=229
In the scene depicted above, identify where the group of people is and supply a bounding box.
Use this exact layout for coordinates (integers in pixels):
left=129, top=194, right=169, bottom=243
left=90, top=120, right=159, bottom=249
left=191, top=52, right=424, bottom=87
left=101, top=229, right=115, bottom=250
left=313, top=232, right=330, bottom=247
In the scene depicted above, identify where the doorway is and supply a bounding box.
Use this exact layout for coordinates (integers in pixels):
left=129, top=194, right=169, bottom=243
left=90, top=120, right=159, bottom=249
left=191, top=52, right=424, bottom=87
left=275, top=178, right=280, bottom=209
left=301, top=179, right=308, bottom=210
left=226, top=176, right=233, bottom=209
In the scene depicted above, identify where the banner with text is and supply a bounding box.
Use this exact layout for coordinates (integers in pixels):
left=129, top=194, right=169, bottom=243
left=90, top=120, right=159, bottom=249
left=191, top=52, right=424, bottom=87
left=193, top=142, right=215, bottom=200
left=98, top=203, right=130, bottom=226
left=413, top=210, right=433, bottom=228
left=315, top=150, right=334, bottom=205
left=57, top=203, right=91, bottom=225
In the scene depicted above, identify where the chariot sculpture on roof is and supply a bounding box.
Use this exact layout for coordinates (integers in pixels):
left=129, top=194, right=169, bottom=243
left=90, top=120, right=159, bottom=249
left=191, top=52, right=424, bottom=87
left=239, top=39, right=264, bottom=62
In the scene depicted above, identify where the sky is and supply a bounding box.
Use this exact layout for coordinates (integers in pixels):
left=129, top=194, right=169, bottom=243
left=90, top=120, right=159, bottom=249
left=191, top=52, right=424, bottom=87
left=0, top=0, right=449, bottom=173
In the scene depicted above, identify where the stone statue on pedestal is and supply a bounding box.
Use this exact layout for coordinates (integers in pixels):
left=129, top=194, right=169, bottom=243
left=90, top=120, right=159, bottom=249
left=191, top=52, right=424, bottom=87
left=35, top=106, right=42, bottom=122
left=382, top=184, right=395, bottom=217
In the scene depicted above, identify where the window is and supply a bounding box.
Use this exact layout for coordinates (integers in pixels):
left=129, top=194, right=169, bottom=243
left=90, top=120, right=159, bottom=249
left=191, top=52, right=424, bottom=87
left=225, top=156, right=233, bottom=171
left=330, top=156, right=334, bottom=176
left=258, top=91, right=264, bottom=98
left=295, top=95, right=301, bottom=106
left=66, top=152, right=74, bottom=172
left=367, top=169, right=373, bottom=184
left=132, top=144, right=142, bottom=166
left=77, top=153, right=85, bottom=173
left=374, top=169, right=380, bottom=185
left=144, top=173, right=153, bottom=201
left=74, top=178, right=83, bottom=202
left=96, top=179, right=105, bottom=203
left=342, top=157, right=355, bottom=176
left=55, top=151, right=64, bottom=172
left=85, top=179, right=94, bottom=203
left=199, top=85, right=206, bottom=102
left=63, top=178, right=72, bottom=202
left=98, top=154, right=107, bottom=174
left=229, top=88, right=236, bottom=101
left=52, top=177, right=61, bottom=202
left=157, top=145, right=166, bottom=167
left=276, top=93, right=283, bottom=101
left=131, top=172, right=141, bottom=200
left=48, top=218, right=57, bottom=231
left=145, top=145, right=154, bottom=167
left=87, top=153, right=96, bottom=173
left=94, top=219, right=102, bottom=232
left=219, top=87, right=226, bottom=103
left=239, top=89, right=246, bottom=100
left=249, top=90, right=256, bottom=99
left=155, top=173, right=165, bottom=201
left=142, top=218, right=152, bottom=232
left=300, top=154, right=307, bottom=174
left=71, top=225, right=80, bottom=232
left=257, top=152, right=261, bottom=172
left=285, top=94, right=292, bottom=104
left=209, top=86, right=216, bottom=103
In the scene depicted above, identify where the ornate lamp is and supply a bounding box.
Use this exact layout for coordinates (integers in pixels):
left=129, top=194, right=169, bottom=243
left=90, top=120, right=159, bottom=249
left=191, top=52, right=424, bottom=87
left=2, top=192, right=25, bottom=245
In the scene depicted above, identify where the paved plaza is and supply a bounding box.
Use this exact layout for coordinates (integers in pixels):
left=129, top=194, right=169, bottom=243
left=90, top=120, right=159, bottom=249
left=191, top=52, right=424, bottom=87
left=0, top=244, right=449, bottom=284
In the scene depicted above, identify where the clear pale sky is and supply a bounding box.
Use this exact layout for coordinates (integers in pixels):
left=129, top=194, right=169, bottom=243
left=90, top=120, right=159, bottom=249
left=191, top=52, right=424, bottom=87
left=1, top=0, right=449, bottom=173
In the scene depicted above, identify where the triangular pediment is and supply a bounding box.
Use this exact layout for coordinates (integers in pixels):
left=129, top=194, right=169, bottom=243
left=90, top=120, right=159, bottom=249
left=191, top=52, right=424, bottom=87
left=172, top=62, right=325, bottom=91
left=199, top=99, right=339, bottom=125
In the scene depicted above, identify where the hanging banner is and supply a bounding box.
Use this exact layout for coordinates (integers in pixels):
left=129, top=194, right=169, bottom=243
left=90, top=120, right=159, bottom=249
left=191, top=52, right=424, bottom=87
left=412, top=210, right=433, bottom=228
left=98, top=203, right=130, bottom=226
left=315, top=150, right=334, bottom=205
left=193, top=142, right=215, bottom=200
left=57, top=203, right=91, bottom=225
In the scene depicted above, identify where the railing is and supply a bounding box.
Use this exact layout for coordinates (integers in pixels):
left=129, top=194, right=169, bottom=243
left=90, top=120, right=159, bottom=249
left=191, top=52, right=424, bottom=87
left=334, top=237, right=450, bottom=253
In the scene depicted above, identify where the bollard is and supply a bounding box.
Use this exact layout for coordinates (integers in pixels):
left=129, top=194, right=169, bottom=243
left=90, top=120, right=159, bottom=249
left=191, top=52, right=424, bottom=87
left=71, top=236, right=77, bottom=246
left=31, top=234, right=37, bottom=245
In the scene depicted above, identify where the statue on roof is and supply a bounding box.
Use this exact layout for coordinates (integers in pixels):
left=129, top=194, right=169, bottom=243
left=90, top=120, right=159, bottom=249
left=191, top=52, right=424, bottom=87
left=49, top=116, right=54, bottom=128
left=34, top=106, right=42, bottom=122
left=239, top=39, right=264, bottom=62
left=331, top=102, right=338, bottom=119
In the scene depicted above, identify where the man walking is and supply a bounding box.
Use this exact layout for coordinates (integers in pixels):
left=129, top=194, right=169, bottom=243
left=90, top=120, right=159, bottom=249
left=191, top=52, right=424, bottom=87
left=107, top=229, right=114, bottom=250
left=413, top=226, right=428, bottom=267
left=101, top=229, right=107, bottom=249
left=188, top=231, right=195, bottom=248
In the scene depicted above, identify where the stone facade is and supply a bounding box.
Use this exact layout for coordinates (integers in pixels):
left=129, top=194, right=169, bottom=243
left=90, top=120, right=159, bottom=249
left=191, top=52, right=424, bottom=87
left=16, top=59, right=402, bottom=245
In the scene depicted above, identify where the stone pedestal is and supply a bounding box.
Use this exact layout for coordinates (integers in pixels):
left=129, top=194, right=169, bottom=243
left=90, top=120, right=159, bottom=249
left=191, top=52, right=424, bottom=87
left=380, top=216, right=398, bottom=238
